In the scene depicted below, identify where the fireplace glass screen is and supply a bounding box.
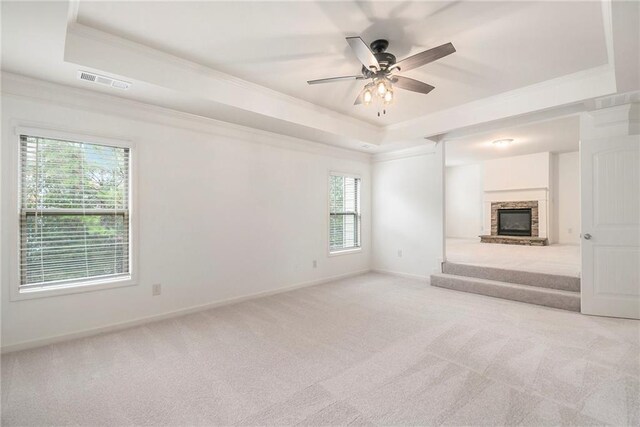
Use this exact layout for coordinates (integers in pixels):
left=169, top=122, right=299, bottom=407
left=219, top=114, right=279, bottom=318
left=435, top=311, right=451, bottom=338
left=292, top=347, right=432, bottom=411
left=498, top=208, right=532, bottom=236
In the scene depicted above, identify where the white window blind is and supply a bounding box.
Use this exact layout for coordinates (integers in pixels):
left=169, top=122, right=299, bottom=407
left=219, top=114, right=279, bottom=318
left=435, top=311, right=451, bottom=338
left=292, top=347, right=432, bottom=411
left=329, top=174, right=361, bottom=252
left=19, top=135, right=131, bottom=290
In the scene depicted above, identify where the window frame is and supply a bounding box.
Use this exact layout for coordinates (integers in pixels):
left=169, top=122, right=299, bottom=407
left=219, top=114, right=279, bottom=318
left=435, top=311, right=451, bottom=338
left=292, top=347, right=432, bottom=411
left=9, top=125, right=138, bottom=301
left=327, top=171, right=362, bottom=256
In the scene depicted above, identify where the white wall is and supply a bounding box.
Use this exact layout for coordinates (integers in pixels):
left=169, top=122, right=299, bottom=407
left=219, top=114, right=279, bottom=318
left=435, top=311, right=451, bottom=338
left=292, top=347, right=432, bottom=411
left=372, top=147, right=444, bottom=279
left=446, top=164, right=483, bottom=238
left=483, top=152, right=551, bottom=192
left=1, top=83, right=371, bottom=349
left=555, top=151, right=580, bottom=244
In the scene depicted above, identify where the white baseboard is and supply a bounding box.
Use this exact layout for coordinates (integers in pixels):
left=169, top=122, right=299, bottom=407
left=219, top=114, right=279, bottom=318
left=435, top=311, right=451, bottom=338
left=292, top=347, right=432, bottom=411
left=372, top=269, right=431, bottom=282
left=1, top=269, right=371, bottom=354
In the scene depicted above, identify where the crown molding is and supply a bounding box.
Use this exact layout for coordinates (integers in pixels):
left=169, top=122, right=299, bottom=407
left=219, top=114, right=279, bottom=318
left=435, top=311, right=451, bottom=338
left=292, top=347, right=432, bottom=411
left=385, top=64, right=617, bottom=143
left=64, top=23, right=382, bottom=145
left=66, top=23, right=362, bottom=122
left=66, top=0, right=79, bottom=24
left=441, top=108, right=583, bottom=143
left=590, top=90, right=640, bottom=110
left=372, top=144, right=437, bottom=163
left=1, top=72, right=372, bottom=163
left=63, top=21, right=621, bottom=152
left=600, top=0, right=615, bottom=67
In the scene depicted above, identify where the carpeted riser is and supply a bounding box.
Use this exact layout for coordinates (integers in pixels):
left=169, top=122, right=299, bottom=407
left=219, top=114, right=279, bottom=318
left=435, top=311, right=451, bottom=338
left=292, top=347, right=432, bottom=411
left=431, top=274, right=581, bottom=312
left=443, top=262, right=580, bottom=292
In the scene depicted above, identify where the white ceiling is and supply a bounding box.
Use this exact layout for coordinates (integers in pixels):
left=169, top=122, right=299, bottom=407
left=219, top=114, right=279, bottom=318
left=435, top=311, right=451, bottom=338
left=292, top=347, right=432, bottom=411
left=1, top=1, right=637, bottom=153
left=445, top=115, right=580, bottom=166
left=75, top=1, right=608, bottom=126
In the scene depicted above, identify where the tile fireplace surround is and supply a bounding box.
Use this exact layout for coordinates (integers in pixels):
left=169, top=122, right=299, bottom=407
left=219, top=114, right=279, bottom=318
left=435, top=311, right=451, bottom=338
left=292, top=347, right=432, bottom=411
left=480, top=200, right=549, bottom=246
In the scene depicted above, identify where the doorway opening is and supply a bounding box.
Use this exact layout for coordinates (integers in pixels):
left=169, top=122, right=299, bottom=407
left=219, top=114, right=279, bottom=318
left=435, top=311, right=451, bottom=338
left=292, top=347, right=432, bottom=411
left=442, top=116, right=581, bottom=278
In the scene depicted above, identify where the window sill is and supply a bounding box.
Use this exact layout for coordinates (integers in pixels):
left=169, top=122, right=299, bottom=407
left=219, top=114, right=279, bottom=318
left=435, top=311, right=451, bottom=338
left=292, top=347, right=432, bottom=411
left=11, top=276, right=136, bottom=301
left=329, top=247, right=362, bottom=257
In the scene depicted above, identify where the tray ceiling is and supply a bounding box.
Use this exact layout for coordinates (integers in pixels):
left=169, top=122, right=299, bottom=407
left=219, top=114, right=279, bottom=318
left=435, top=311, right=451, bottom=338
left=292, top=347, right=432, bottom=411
left=76, top=1, right=608, bottom=126
left=2, top=1, right=636, bottom=153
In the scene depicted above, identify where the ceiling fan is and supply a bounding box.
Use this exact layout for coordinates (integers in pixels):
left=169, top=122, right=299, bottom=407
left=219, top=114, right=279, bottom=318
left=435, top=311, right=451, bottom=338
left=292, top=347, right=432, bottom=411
left=307, top=37, right=455, bottom=114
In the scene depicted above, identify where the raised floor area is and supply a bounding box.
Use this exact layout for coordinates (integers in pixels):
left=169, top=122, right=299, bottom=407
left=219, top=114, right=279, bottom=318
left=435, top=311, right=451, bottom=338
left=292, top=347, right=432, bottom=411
left=446, top=238, right=581, bottom=277
left=2, top=273, right=638, bottom=426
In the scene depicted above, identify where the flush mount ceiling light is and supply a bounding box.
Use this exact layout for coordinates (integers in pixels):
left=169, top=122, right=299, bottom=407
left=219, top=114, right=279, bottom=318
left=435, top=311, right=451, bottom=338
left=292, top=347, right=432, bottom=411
left=307, top=37, right=456, bottom=117
left=492, top=139, right=514, bottom=147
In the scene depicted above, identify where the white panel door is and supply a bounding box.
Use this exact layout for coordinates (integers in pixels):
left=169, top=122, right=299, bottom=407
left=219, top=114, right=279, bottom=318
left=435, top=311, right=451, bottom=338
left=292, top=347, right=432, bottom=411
left=581, top=135, right=640, bottom=319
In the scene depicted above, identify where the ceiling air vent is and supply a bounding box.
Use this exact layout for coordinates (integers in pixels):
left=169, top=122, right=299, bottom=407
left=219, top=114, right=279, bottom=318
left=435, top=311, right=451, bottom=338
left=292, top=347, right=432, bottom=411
left=77, top=71, right=131, bottom=90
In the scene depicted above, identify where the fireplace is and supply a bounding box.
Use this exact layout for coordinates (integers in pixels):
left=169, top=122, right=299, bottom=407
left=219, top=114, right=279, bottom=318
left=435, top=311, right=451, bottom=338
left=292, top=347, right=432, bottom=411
left=498, top=208, right=532, bottom=236
left=481, top=200, right=547, bottom=245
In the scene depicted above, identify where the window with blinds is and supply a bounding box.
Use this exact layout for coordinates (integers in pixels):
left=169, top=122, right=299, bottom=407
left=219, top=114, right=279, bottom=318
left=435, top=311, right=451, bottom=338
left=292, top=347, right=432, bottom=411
left=19, top=135, right=131, bottom=290
left=329, top=174, right=361, bottom=253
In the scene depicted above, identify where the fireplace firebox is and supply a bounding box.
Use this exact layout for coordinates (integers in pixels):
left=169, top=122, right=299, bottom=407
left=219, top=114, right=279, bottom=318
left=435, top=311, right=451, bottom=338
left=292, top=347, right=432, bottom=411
left=498, top=208, right=532, bottom=236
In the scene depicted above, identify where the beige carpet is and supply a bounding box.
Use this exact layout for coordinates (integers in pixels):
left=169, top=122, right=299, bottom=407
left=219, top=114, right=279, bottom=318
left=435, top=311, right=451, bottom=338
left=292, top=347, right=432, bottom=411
left=447, top=238, right=581, bottom=277
left=2, top=273, right=638, bottom=426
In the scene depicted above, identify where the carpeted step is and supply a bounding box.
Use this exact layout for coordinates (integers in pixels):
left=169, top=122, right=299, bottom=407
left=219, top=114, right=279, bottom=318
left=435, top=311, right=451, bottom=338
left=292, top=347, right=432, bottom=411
left=443, top=262, right=580, bottom=292
left=430, top=273, right=581, bottom=312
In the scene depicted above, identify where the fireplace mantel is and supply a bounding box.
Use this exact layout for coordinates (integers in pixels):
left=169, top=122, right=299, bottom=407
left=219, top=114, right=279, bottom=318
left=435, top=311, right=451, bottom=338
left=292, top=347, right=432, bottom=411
left=483, top=187, right=549, bottom=193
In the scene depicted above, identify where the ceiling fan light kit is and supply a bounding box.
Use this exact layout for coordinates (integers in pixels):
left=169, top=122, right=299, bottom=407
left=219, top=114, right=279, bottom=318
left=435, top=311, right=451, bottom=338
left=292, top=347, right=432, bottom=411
left=359, top=78, right=394, bottom=116
left=363, top=86, right=373, bottom=104
left=307, top=37, right=456, bottom=117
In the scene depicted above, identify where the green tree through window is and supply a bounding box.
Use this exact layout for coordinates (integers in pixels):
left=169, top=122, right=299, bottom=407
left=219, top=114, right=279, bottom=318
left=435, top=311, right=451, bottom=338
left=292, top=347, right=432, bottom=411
left=329, top=174, right=361, bottom=252
left=20, top=135, right=130, bottom=289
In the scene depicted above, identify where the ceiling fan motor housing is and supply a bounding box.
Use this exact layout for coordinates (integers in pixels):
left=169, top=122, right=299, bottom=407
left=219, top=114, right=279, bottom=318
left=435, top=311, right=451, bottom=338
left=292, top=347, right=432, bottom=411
left=370, top=39, right=389, bottom=53
left=362, top=39, right=396, bottom=75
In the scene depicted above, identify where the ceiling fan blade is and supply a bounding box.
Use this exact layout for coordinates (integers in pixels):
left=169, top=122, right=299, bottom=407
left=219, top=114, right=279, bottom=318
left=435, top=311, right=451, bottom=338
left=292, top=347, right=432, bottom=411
left=392, top=76, right=435, bottom=95
left=393, top=42, right=456, bottom=72
left=346, top=37, right=380, bottom=71
left=307, top=75, right=364, bottom=85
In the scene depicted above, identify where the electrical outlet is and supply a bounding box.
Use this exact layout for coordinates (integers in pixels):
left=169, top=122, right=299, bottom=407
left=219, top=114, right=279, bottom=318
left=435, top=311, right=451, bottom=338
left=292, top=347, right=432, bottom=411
left=312, top=260, right=317, bottom=268
left=397, top=249, right=403, bottom=257
left=152, top=283, right=161, bottom=296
